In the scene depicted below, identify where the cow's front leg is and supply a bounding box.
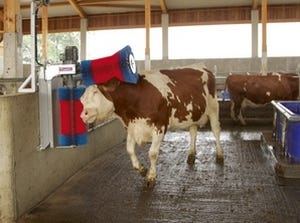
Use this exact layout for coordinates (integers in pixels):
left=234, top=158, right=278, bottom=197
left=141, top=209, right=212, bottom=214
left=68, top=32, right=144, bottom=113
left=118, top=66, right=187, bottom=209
left=187, top=125, right=197, bottom=165
left=146, top=132, right=164, bottom=188
left=126, top=134, right=147, bottom=177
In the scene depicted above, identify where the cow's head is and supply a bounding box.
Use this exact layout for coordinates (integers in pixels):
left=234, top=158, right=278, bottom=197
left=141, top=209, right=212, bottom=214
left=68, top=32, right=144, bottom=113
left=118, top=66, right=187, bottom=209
left=80, top=84, right=115, bottom=124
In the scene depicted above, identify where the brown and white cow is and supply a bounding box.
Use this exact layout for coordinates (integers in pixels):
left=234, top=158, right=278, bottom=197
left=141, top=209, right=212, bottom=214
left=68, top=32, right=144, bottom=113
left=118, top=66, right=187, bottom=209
left=80, top=64, right=223, bottom=187
left=225, top=72, right=299, bottom=125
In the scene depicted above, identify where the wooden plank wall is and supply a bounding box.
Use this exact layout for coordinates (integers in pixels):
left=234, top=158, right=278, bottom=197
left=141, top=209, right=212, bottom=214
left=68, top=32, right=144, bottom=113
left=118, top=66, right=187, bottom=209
left=21, top=4, right=300, bottom=34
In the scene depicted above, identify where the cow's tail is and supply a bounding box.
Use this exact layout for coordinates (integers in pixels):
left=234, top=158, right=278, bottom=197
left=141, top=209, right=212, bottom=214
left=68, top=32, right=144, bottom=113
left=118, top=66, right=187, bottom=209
left=225, top=72, right=233, bottom=90
left=222, top=73, right=231, bottom=100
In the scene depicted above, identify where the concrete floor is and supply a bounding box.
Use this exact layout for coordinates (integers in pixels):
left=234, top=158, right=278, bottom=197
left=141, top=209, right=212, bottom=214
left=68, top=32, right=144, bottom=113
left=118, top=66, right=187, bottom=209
left=18, top=124, right=300, bottom=223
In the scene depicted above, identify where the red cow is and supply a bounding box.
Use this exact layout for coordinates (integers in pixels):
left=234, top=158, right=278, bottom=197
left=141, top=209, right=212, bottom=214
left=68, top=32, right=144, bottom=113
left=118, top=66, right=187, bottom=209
left=225, top=72, right=299, bottom=125
left=80, top=64, right=223, bottom=188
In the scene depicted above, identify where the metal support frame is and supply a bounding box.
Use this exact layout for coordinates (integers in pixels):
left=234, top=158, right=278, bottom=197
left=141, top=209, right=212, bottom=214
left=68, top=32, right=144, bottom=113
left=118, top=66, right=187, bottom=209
left=17, top=0, right=82, bottom=150
left=38, top=64, right=77, bottom=150
left=38, top=68, right=52, bottom=149
left=18, top=1, right=38, bottom=93
left=19, top=0, right=50, bottom=93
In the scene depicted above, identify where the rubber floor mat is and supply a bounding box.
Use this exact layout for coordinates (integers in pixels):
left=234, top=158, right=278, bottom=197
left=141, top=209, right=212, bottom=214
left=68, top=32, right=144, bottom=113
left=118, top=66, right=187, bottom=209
left=18, top=130, right=300, bottom=223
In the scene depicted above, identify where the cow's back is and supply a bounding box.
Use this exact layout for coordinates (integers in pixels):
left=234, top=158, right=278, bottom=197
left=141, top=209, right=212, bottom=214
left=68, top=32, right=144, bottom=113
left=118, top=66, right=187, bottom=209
left=226, top=74, right=299, bottom=104
left=159, top=67, right=216, bottom=99
left=246, top=75, right=298, bottom=103
left=107, top=67, right=217, bottom=130
left=155, top=67, right=217, bottom=125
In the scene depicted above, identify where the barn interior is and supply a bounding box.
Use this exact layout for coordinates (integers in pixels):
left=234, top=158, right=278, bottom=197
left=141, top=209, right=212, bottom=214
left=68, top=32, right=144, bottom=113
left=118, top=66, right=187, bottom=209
left=0, top=0, right=300, bottom=222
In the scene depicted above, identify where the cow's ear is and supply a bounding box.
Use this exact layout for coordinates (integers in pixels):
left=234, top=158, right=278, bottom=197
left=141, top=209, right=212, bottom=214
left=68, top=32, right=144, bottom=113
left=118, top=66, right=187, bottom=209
left=102, top=78, right=120, bottom=92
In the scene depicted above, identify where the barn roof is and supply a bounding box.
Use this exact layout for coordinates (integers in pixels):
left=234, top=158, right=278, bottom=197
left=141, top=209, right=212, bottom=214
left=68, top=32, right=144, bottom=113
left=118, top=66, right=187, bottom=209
left=0, top=1, right=299, bottom=34
left=0, top=0, right=299, bottom=19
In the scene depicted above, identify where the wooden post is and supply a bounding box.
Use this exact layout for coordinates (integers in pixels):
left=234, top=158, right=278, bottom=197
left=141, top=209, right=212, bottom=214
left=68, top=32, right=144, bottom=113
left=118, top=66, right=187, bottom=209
left=42, top=5, right=48, bottom=64
left=261, top=0, right=268, bottom=75
left=3, top=0, right=18, bottom=33
left=145, top=0, right=151, bottom=71
left=0, top=11, right=3, bottom=42
left=252, top=0, right=258, bottom=10
left=3, top=0, right=23, bottom=84
left=1, top=1, right=20, bottom=222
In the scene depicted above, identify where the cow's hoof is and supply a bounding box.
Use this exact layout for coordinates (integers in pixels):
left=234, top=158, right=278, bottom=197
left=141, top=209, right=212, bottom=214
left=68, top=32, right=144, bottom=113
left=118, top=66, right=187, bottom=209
left=216, top=154, right=224, bottom=164
left=138, top=165, right=148, bottom=177
left=187, top=154, right=196, bottom=165
left=144, top=177, right=156, bottom=189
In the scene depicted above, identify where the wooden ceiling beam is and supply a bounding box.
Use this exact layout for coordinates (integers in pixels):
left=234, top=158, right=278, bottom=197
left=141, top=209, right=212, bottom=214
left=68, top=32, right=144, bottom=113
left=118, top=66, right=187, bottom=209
left=67, top=0, right=87, bottom=18
left=81, top=4, right=149, bottom=10
left=78, top=0, right=140, bottom=3
left=19, top=1, right=161, bottom=11
left=159, top=0, right=167, bottom=13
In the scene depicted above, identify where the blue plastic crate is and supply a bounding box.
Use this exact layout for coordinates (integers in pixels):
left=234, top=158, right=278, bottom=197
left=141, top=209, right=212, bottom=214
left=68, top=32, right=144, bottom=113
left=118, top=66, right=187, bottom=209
left=272, top=101, right=300, bottom=162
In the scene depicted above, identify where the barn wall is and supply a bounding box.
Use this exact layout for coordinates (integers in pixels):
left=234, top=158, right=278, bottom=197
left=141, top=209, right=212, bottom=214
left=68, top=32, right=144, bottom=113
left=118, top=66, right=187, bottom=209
left=136, top=57, right=300, bottom=98
left=0, top=93, right=126, bottom=221
left=136, top=57, right=300, bottom=74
